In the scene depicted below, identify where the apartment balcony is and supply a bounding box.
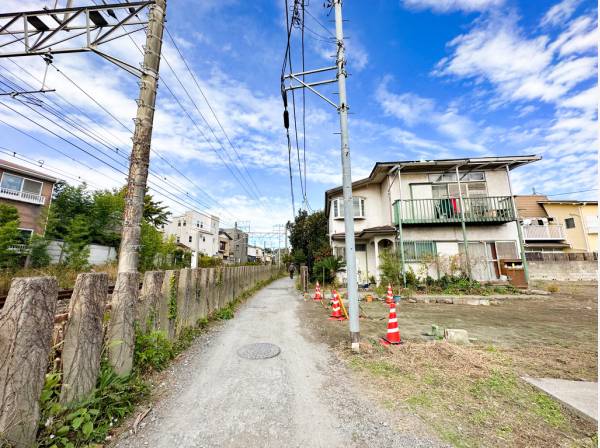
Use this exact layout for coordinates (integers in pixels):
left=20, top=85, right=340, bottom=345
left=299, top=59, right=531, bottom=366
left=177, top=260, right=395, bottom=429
left=0, top=187, right=46, bottom=205
left=393, top=196, right=515, bottom=225
left=522, top=224, right=566, bottom=240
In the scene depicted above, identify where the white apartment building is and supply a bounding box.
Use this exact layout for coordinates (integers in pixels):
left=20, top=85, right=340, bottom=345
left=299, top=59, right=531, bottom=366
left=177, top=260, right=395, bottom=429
left=325, top=155, right=540, bottom=283
left=163, top=211, right=220, bottom=263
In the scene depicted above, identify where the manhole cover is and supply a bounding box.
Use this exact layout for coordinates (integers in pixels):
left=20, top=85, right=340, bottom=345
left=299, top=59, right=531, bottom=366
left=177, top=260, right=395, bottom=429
left=237, top=343, right=281, bottom=360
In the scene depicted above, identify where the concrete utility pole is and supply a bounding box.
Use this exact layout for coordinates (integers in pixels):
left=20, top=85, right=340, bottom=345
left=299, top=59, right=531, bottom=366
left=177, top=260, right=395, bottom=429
left=333, top=0, right=360, bottom=352
left=108, top=0, right=167, bottom=376
left=118, top=0, right=167, bottom=274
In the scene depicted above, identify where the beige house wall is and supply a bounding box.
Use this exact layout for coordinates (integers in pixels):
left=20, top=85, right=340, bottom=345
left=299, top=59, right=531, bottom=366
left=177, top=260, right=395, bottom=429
left=541, top=203, right=598, bottom=252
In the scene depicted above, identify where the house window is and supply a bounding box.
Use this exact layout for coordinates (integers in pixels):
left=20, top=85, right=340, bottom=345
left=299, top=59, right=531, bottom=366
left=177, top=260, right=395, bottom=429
left=176, top=236, right=180, bottom=243
left=565, top=217, right=576, bottom=229
left=332, top=197, right=365, bottom=219
left=403, top=241, right=437, bottom=262
left=17, top=228, right=33, bottom=243
left=429, top=172, right=485, bottom=183
left=188, top=235, right=192, bottom=243
left=182, top=221, right=186, bottom=227
left=196, top=221, right=200, bottom=227
left=355, top=244, right=366, bottom=252
left=0, top=173, right=43, bottom=195
left=177, top=221, right=181, bottom=227
left=203, top=236, right=206, bottom=242
left=334, top=246, right=345, bottom=260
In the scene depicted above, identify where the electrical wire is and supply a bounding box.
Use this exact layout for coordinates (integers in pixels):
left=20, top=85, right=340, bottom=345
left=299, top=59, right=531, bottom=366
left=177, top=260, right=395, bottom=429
left=164, top=25, right=263, bottom=200
left=282, top=0, right=297, bottom=216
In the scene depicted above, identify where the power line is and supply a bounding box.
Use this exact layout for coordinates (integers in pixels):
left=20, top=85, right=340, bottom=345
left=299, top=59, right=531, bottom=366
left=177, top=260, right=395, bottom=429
left=282, top=0, right=297, bottom=216
left=5, top=57, right=235, bottom=217
left=164, top=25, right=263, bottom=200
left=546, top=188, right=598, bottom=197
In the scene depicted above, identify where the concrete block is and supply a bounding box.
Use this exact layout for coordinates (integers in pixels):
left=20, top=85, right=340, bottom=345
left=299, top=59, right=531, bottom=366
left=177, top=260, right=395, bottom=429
left=444, top=328, right=470, bottom=345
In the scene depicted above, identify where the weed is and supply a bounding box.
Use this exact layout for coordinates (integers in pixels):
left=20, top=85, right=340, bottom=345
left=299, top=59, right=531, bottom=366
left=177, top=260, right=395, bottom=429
left=533, top=393, right=565, bottom=428
left=168, top=273, right=178, bottom=321
left=546, top=283, right=560, bottom=293
left=213, top=305, right=234, bottom=320
left=37, top=364, right=148, bottom=448
left=470, top=370, right=516, bottom=399
left=406, top=392, right=433, bottom=408
left=134, top=330, right=174, bottom=373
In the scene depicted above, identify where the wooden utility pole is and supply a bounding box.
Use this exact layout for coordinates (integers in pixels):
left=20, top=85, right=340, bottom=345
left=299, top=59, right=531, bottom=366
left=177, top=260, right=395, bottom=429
left=108, top=0, right=167, bottom=375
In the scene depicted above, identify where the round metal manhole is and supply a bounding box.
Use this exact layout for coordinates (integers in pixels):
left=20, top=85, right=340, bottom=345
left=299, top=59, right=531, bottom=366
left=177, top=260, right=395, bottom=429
left=237, top=343, right=281, bottom=360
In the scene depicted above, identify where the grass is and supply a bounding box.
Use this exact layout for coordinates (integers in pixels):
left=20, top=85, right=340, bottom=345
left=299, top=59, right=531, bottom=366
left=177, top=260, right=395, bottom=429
left=343, top=341, right=597, bottom=447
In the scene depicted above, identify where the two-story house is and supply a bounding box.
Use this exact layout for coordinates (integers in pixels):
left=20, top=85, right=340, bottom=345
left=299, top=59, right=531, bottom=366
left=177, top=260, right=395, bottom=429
left=325, top=155, right=540, bottom=283
left=0, top=159, right=57, bottom=238
left=218, top=230, right=233, bottom=261
left=514, top=195, right=598, bottom=253
left=163, top=210, right=220, bottom=261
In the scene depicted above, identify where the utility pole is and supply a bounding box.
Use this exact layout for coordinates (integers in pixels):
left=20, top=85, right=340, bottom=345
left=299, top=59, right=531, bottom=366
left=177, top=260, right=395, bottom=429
left=118, top=0, right=167, bottom=273
left=109, top=0, right=167, bottom=375
left=333, top=0, right=360, bottom=352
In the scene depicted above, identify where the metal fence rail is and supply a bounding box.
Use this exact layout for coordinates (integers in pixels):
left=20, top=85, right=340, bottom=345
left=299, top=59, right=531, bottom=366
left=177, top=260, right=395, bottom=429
left=393, top=196, right=515, bottom=225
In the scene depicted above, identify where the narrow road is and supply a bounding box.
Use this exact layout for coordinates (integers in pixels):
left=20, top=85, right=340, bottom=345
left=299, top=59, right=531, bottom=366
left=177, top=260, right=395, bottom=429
left=115, top=278, right=442, bottom=448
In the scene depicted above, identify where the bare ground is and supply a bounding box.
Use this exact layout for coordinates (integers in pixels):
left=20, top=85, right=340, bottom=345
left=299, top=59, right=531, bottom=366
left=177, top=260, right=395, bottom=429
left=299, top=282, right=598, bottom=447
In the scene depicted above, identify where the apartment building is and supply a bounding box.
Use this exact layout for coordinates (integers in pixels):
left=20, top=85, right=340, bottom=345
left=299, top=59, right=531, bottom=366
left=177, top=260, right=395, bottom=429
left=0, top=159, right=57, bottom=238
left=221, top=226, right=249, bottom=263
left=325, top=155, right=540, bottom=283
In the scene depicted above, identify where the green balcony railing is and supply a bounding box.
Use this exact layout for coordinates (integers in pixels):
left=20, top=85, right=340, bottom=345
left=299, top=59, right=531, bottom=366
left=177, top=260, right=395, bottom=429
left=393, top=196, right=515, bottom=225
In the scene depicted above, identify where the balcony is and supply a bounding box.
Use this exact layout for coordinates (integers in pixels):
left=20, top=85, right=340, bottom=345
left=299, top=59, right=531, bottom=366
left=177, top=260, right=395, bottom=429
left=522, top=224, right=566, bottom=240
left=393, top=196, right=515, bottom=225
left=0, top=187, right=46, bottom=205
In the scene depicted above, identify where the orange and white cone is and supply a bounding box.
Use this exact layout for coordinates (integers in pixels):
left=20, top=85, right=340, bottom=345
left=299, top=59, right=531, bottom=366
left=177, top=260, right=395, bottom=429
left=380, top=301, right=402, bottom=345
left=385, top=284, right=394, bottom=304
left=328, top=290, right=346, bottom=321
left=313, top=281, right=322, bottom=301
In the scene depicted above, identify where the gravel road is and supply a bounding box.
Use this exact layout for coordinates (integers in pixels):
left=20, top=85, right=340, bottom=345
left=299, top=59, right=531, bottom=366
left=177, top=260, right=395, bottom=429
left=114, top=278, right=445, bottom=448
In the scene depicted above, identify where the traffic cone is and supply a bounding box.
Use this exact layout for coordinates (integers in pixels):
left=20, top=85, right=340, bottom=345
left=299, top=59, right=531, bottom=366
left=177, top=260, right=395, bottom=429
left=328, top=290, right=346, bottom=321
left=385, top=284, right=394, bottom=304
left=380, top=301, right=402, bottom=345
left=313, top=281, right=322, bottom=301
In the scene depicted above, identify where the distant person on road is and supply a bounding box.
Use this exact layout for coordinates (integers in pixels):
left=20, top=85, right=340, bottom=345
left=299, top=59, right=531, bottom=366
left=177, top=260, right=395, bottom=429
left=288, top=263, right=296, bottom=279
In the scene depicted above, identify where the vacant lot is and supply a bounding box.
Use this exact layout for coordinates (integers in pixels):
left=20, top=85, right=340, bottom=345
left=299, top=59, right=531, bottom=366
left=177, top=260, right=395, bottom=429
left=300, top=282, right=598, bottom=447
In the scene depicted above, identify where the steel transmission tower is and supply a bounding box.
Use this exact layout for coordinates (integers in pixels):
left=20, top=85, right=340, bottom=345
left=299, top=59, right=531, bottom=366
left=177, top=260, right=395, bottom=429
left=281, top=0, right=360, bottom=351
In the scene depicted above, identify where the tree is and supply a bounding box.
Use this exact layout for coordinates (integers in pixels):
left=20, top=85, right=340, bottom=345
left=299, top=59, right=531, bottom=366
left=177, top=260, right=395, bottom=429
left=139, top=221, right=163, bottom=271
left=287, top=210, right=329, bottom=274
left=312, top=256, right=345, bottom=284
left=64, top=214, right=91, bottom=270
left=28, top=234, right=51, bottom=268
left=0, top=204, right=22, bottom=268
left=46, top=182, right=93, bottom=240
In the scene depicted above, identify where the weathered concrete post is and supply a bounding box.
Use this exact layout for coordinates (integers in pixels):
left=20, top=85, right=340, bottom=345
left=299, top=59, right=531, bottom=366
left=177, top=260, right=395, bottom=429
left=107, top=272, right=139, bottom=376
left=177, top=268, right=191, bottom=334
left=0, top=277, right=58, bottom=447
left=60, top=273, right=108, bottom=404
left=207, top=268, right=216, bottom=314
left=159, top=270, right=179, bottom=340
left=136, top=271, right=165, bottom=333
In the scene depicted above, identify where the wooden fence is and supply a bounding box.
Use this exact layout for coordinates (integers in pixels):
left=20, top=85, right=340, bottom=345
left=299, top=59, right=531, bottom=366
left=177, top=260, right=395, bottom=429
left=0, top=265, right=279, bottom=447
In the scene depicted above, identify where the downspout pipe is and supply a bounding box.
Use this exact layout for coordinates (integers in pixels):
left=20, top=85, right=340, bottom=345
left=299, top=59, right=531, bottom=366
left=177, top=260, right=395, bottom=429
left=387, top=165, right=406, bottom=286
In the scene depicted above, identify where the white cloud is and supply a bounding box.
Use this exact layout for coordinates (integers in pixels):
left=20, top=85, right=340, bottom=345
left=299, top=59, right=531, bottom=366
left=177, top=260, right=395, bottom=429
left=435, top=12, right=597, bottom=106
left=375, top=77, right=435, bottom=125
left=401, top=0, right=504, bottom=13
left=541, top=0, right=582, bottom=27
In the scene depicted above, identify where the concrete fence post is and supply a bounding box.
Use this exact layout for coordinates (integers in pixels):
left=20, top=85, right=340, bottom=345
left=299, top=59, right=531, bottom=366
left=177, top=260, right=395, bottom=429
left=107, top=272, right=140, bottom=376
left=60, top=273, right=108, bottom=404
left=207, top=268, right=216, bottom=315
left=0, top=277, right=58, bottom=448
left=198, top=268, right=208, bottom=320
left=137, top=271, right=165, bottom=333
left=159, top=270, right=179, bottom=341
left=177, top=268, right=191, bottom=334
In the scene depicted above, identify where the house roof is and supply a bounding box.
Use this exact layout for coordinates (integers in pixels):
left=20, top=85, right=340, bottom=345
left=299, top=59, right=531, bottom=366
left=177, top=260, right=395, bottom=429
left=538, top=200, right=598, bottom=206
left=219, top=230, right=233, bottom=240
left=331, top=225, right=396, bottom=241
left=324, top=154, right=541, bottom=215
left=0, top=159, right=59, bottom=182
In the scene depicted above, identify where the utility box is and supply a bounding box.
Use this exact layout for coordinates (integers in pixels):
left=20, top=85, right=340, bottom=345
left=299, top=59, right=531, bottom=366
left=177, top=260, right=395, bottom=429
left=499, top=258, right=528, bottom=288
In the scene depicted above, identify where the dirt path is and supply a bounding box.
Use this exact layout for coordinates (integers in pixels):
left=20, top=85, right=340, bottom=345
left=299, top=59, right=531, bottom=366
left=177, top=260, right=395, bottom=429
left=114, top=278, right=443, bottom=448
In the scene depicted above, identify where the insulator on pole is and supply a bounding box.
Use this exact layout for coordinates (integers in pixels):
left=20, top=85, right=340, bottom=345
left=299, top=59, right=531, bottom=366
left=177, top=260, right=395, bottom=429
left=283, top=109, right=289, bottom=129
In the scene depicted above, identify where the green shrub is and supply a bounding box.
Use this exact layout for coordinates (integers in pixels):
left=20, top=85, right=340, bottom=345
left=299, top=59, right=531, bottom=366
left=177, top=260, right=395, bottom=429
left=37, top=364, right=148, bottom=447
left=29, top=234, right=51, bottom=268
left=134, top=330, right=174, bottom=373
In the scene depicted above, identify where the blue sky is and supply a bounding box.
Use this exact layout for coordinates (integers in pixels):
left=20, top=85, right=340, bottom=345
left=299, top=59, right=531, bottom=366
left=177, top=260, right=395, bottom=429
left=0, top=0, right=596, bottom=234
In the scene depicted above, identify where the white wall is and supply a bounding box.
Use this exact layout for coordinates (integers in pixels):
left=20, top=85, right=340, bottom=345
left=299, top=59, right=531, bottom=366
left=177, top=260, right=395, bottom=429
left=47, top=240, right=117, bottom=265
left=163, top=211, right=220, bottom=256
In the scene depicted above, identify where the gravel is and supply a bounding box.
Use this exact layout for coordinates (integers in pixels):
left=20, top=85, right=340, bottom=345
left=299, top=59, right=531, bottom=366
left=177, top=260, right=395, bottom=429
left=113, top=278, right=446, bottom=448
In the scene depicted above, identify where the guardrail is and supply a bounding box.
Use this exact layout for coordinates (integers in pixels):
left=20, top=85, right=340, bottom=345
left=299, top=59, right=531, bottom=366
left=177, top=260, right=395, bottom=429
left=0, top=187, right=46, bottom=205
left=522, top=224, right=566, bottom=240
left=393, top=196, right=515, bottom=225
